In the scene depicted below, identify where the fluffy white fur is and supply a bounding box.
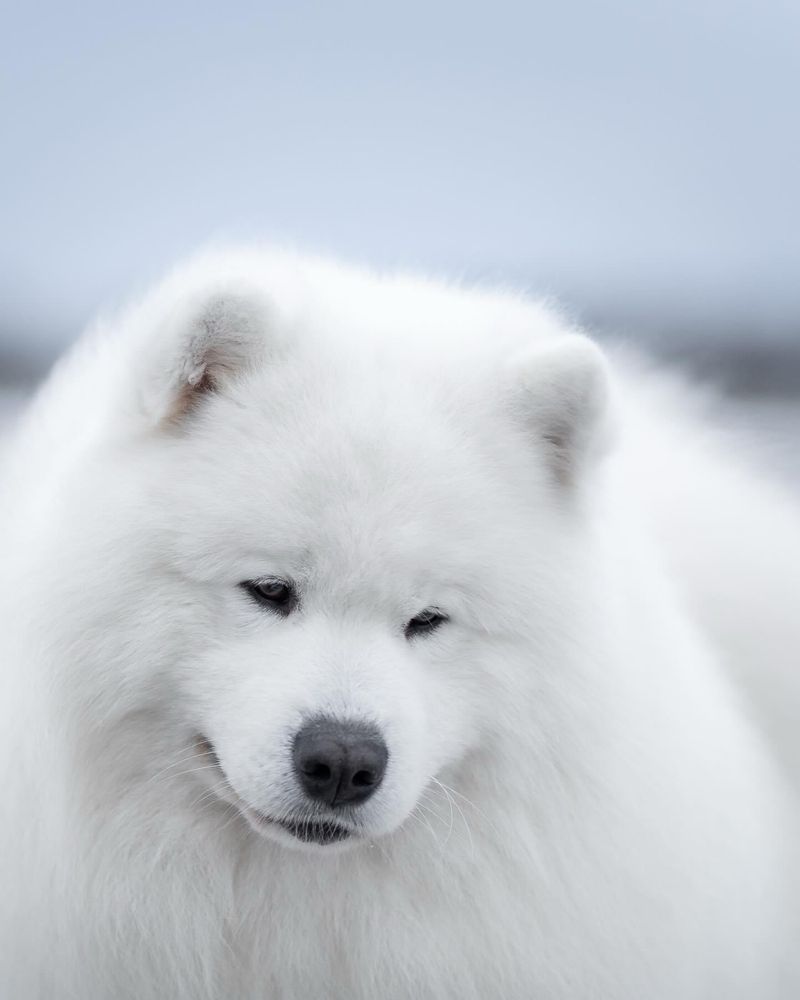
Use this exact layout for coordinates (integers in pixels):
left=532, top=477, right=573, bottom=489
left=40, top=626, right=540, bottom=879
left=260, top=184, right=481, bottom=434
left=1, top=248, right=799, bottom=999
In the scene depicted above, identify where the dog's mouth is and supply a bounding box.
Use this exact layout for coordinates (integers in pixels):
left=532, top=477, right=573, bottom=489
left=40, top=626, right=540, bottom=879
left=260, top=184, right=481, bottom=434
left=194, top=735, right=353, bottom=847
left=248, top=811, right=352, bottom=845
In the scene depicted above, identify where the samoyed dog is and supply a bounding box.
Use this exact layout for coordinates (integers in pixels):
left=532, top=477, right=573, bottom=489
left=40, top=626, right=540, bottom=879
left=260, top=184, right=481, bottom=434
left=1, top=249, right=799, bottom=999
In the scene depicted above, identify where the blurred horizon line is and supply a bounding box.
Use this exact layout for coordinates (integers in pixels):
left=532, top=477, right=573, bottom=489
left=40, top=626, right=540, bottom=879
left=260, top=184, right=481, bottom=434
left=4, top=320, right=799, bottom=398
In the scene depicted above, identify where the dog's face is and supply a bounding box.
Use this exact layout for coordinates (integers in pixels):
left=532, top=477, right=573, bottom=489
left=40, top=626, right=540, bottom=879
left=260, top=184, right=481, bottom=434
left=153, top=358, right=545, bottom=852
left=51, top=262, right=612, bottom=854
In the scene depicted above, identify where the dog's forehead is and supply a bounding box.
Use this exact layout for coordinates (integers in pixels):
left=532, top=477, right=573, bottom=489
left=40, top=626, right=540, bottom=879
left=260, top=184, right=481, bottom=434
left=170, top=365, right=520, bottom=594
left=221, top=402, right=493, bottom=547
left=203, top=353, right=493, bottom=513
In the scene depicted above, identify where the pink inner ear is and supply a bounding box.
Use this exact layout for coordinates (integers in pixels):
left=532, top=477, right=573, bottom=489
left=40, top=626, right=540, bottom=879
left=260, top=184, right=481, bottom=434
left=193, top=367, right=217, bottom=395
left=166, top=363, right=218, bottom=424
left=154, top=289, right=273, bottom=427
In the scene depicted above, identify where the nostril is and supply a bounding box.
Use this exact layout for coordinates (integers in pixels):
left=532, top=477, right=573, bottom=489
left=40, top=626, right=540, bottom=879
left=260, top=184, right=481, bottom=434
left=303, top=761, right=332, bottom=781
left=352, top=769, right=376, bottom=787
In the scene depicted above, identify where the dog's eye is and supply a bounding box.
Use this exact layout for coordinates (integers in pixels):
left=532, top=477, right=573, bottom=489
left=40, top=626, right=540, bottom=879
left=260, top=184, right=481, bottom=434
left=404, top=608, right=449, bottom=639
left=241, top=577, right=298, bottom=615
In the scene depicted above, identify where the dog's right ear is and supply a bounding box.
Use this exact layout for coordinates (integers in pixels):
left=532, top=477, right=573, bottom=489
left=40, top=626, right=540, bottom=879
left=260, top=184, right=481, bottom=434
left=505, top=334, right=615, bottom=487
left=133, top=285, right=275, bottom=428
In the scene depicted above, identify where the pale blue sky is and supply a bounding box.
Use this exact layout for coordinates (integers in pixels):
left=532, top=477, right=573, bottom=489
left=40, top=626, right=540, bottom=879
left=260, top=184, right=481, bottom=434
left=2, top=0, right=799, bottom=368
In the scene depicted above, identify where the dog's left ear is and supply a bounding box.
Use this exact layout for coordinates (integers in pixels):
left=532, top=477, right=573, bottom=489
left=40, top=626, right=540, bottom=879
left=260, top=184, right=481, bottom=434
left=135, top=286, right=274, bottom=427
left=506, top=334, right=615, bottom=486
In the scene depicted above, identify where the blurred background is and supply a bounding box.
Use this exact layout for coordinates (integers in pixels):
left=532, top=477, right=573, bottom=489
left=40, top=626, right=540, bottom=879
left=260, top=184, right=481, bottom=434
left=1, top=0, right=798, bottom=474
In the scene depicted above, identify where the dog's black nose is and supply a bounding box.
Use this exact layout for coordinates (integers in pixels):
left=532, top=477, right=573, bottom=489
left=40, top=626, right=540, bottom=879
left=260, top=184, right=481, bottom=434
left=292, top=717, right=388, bottom=807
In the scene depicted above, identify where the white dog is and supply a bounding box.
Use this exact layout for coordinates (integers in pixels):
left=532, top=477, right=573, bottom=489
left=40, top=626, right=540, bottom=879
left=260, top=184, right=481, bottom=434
left=1, top=249, right=798, bottom=998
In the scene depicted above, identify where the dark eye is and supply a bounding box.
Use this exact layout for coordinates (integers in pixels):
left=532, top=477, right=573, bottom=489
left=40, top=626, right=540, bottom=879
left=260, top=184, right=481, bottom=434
left=240, top=577, right=298, bottom=616
left=404, top=607, right=449, bottom=639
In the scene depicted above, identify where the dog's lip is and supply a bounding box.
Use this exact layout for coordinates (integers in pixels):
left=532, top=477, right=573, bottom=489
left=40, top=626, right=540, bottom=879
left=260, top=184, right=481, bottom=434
left=247, top=809, right=353, bottom=844
left=195, top=735, right=353, bottom=846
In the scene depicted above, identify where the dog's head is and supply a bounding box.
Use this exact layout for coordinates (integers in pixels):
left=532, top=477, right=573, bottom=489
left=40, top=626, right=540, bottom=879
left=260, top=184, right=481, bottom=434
left=49, top=253, right=614, bottom=853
